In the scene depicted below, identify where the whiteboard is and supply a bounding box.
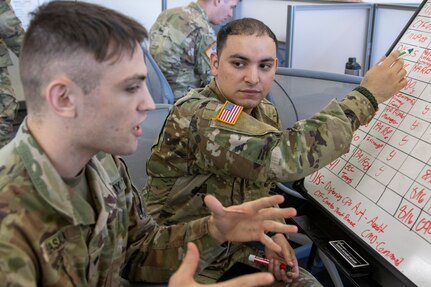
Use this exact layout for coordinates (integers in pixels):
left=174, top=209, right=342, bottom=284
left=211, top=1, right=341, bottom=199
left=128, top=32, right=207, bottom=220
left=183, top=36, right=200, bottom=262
left=303, top=1, right=431, bottom=286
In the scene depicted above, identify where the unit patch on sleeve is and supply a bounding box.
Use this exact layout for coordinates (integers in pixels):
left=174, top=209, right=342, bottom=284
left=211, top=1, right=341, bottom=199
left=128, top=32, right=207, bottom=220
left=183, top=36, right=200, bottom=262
left=205, top=42, right=217, bottom=59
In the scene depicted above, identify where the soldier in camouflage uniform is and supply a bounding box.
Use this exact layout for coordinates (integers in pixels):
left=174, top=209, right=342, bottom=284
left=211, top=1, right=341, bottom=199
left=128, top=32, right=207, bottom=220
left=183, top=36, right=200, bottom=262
left=0, top=2, right=302, bottom=286
left=150, top=0, right=238, bottom=101
left=143, top=18, right=407, bottom=286
left=0, top=0, right=24, bottom=148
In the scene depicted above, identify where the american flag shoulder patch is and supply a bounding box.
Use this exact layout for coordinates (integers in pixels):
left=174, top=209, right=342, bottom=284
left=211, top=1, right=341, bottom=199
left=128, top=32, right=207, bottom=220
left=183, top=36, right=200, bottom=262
left=205, top=42, right=217, bottom=59
left=215, top=101, right=243, bottom=125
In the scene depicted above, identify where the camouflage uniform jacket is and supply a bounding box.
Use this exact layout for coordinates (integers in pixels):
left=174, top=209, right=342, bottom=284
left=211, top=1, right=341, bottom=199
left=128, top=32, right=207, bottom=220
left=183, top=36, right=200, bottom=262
left=0, top=121, right=228, bottom=286
left=0, top=0, right=24, bottom=68
left=149, top=2, right=215, bottom=101
left=143, top=79, right=376, bottom=278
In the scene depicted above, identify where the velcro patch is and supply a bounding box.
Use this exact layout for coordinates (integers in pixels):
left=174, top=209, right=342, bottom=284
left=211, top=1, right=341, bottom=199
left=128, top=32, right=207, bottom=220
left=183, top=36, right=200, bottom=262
left=205, top=42, right=217, bottom=59
left=215, top=101, right=243, bottom=125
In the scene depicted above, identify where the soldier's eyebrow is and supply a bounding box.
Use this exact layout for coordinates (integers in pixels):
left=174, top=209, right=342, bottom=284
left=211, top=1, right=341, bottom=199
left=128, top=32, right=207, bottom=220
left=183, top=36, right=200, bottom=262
left=260, top=58, right=276, bottom=63
left=229, top=53, right=275, bottom=63
left=121, top=74, right=147, bottom=84
left=229, top=54, right=249, bottom=61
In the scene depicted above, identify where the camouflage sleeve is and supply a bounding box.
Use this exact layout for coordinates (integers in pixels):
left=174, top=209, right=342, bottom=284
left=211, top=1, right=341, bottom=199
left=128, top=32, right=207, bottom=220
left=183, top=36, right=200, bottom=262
left=120, top=159, right=226, bottom=282
left=0, top=235, right=37, bottom=286
left=0, top=1, right=24, bottom=57
left=194, top=31, right=215, bottom=87
left=188, top=90, right=375, bottom=183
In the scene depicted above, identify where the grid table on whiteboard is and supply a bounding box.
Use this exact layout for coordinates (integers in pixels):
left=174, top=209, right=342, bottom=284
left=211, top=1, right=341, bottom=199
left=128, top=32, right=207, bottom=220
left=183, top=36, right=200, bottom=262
left=304, top=1, right=431, bottom=286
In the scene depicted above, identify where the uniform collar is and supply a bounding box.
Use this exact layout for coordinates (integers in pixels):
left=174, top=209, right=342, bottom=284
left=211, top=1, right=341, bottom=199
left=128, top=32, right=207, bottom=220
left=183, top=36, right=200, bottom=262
left=13, top=120, right=102, bottom=225
left=189, top=1, right=210, bottom=21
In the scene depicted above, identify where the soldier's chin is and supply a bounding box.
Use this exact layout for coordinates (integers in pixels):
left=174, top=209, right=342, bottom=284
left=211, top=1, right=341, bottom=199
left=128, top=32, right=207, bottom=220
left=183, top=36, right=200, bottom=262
left=242, top=100, right=260, bottom=110
left=113, top=143, right=139, bottom=156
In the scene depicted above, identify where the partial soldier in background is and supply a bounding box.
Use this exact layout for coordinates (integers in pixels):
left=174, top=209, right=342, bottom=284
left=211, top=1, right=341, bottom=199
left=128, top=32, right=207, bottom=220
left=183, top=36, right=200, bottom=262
left=150, top=0, right=237, bottom=101
left=143, top=18, right=407, bottom=286
left=0, top=0, right=24, bottom=148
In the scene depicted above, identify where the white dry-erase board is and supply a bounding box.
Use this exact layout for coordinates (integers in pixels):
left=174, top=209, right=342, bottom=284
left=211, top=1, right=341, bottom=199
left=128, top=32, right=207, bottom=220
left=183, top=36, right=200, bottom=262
left=302, top=1, right=431, bottom=286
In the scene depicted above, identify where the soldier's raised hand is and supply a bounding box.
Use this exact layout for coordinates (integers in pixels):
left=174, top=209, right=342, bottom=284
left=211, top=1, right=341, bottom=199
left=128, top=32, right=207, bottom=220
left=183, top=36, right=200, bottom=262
left=361, top=50, right=408, bottom=105
left=206, top=194, right=298, bottom=254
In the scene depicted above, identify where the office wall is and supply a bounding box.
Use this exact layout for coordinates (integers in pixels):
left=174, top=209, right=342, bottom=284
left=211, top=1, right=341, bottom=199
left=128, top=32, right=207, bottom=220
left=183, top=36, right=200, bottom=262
left=238, top=0, right=420, bottom=44
left=237, top=0, right=290, bottom=42
left=9, top=0, right=162, bottom=101
left=80, top=0, right=161, bottom=31
left=167, top=0, right=191, bottom=9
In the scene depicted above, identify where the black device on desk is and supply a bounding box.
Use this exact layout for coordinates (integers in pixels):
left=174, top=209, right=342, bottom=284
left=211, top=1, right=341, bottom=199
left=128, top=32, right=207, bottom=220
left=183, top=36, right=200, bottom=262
left=290, top=179, right=415, bottom=287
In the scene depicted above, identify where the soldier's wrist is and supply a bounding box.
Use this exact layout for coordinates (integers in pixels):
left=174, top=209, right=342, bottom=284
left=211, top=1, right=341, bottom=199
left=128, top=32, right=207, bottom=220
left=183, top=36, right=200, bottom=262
left=267, top=232, right=289, bottom=240
left=354, top=86, right=378, bottom=111
left=207, top=216, right=226, bottom=244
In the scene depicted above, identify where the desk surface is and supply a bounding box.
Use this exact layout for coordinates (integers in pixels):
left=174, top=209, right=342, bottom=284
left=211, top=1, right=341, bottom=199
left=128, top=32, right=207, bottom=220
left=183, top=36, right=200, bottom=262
left=290, top=202, right=415, bottom=287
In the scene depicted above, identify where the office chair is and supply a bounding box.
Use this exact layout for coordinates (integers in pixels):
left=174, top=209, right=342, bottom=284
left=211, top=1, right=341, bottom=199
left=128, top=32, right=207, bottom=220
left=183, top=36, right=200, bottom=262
left=124, top=47, right=174, bottom=190
left=142, top=45, right=174, bottom=104
left=122, top=104, right=171, bottom=191
left=268, top=67, right=362, bottom=287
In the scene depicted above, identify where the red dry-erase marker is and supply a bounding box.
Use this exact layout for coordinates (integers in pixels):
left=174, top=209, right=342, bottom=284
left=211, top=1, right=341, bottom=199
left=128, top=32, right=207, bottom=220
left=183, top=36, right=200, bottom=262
left=248, top=254, right=292, bottom=272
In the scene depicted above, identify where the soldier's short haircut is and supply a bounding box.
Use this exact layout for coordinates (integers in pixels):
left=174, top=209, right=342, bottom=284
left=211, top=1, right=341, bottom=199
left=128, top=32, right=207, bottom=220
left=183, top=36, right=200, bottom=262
left=20, top=0, right=148, bottom=114
left=216, top=18, right=278, bottom=57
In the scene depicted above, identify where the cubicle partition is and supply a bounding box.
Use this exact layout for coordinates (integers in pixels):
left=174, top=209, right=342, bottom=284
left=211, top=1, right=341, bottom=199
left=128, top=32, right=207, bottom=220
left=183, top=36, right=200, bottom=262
left=235, top=1, right=374, bottom=74
left=238, top=1, right=420, bottom=74
left=285, top=3, right=374, bottom=75
left=370, top=3, right=417, bottom=66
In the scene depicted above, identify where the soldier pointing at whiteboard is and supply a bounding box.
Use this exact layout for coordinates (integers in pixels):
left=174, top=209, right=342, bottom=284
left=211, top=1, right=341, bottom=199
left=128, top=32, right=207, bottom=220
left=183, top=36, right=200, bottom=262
left=144, top=17, right=407, bottom=286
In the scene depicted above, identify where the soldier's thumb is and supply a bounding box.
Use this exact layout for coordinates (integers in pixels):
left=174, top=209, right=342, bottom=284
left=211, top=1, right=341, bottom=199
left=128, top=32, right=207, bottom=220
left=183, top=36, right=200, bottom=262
left=179, top=242, right=200, bottom=276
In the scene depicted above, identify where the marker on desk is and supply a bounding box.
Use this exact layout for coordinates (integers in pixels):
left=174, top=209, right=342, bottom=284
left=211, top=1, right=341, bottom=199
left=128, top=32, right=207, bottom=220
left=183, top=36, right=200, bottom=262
left=398, top=48, right=413, bottom=59
left=248, top=254, right=292, bottom=272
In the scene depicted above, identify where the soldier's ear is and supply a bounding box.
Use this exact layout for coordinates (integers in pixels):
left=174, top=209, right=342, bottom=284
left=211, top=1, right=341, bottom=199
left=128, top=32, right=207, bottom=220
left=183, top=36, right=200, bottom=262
left=210, top=52, right=219, bottom=76
left=45, top=78, right=77, bottom=118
